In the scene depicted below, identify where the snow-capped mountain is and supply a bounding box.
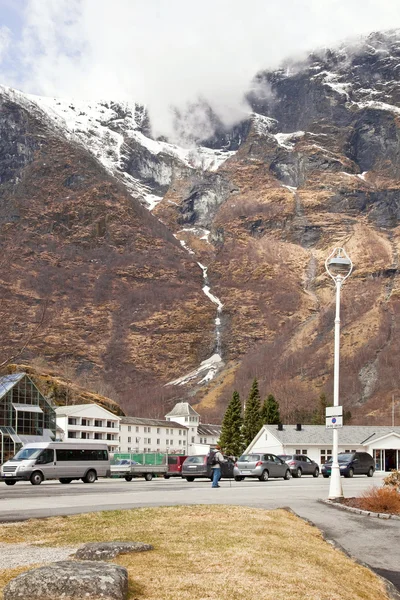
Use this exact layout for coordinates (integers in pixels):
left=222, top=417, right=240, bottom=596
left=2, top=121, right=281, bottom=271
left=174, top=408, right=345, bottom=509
left=1, top=29, right=400, bottom=422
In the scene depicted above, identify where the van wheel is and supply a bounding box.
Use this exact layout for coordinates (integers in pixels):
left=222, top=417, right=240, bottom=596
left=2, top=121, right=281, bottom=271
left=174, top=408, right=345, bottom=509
left=59, top=478, right=72, bottom=484
left=30, top=471, right=43, bottom=486
left=164, top=474, right=170, bottom=479
left=5, top=480, right=16, bottom=486
left=124, top=475, right=132, bottom=482
left=259, top=470, right=269, bottom=482
left=83, top=470, right=96, bottom=483
left=144, top=473, right=153, bottom=481
left=345, top=468, right=354, bottom=478
left=186, top=477, right=195, bottom=482
left=296, top=468, right=302, bottom=478
left=367, top=467, right=374, bottom=477
left=284, top=469, right=291, bottom=480
left=234, top=476, right=244, bottom=482
left=313, top=468, right=320, bottom=478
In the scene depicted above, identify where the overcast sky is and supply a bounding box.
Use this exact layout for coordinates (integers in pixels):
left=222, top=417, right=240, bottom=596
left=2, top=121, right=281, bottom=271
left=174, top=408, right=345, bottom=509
left=1, top=0, right=400, bottom=136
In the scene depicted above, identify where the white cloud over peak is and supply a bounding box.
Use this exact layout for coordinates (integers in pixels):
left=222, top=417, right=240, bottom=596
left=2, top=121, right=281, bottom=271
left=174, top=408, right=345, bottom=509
left=1, top=0, right=400, bottom=137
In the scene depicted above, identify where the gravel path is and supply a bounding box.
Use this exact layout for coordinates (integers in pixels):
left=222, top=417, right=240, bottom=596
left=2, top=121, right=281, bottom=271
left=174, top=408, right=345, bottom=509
left=0, top=542, right=79, bottom=570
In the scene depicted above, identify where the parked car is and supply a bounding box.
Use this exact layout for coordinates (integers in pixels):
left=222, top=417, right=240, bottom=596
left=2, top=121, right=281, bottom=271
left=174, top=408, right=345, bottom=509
left=164, top=455, right=187, bottom=478
left=181, top=454, right=235, bottom=481
left=278, top=454, right=320, bottom=478
left=234, top=453, right=291, bottom=482
left=321, top=452, right=375, bottom=478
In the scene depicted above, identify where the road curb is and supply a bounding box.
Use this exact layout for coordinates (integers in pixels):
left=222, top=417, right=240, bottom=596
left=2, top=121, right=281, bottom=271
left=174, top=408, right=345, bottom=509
left=322, top=499, right=400, bottom=520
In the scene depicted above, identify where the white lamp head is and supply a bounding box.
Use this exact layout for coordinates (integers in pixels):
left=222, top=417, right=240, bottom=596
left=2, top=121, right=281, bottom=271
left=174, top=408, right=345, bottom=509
left=325, top=247, right=353, bottom=282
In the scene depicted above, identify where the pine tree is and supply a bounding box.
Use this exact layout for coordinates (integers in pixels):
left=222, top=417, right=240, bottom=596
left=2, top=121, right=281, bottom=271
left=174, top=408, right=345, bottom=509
left=260, top=394, right=281, bottom=425
left=218, top=390, right=244, bottom=457
left=242, top=378, right=262, bottom=448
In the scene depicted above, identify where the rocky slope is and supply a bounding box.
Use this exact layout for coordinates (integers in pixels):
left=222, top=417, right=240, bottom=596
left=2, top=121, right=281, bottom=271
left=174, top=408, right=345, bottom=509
left=1, top=30, right=400, bottom=423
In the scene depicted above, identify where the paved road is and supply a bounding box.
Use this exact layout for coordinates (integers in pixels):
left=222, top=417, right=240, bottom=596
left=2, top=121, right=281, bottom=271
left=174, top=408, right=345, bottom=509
left=1, top=473, right=399, bottom=595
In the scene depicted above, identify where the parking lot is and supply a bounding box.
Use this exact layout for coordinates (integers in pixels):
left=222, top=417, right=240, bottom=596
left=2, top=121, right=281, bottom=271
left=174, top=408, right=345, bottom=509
left=0, top=472, right=387, bottom=520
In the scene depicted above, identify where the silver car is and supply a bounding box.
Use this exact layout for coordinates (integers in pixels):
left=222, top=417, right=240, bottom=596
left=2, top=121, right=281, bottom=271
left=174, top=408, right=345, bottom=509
left=234, top=453, right=291, bottom=482
left=278, top=454, right=320, bottom=478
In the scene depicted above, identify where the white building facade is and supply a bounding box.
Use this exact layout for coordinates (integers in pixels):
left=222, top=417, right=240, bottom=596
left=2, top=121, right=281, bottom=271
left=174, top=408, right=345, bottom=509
left=119, top=417, right=188, bottom=454
left=246, top=424, right=400, bottom=472
left=165, top=402, right=221, bottom=453
left=55, top=404, right=121, bottom=453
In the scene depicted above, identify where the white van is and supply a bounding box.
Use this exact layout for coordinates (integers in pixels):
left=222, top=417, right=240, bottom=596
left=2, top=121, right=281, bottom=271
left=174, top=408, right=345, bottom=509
left=0, top=442, right=110, bottom=486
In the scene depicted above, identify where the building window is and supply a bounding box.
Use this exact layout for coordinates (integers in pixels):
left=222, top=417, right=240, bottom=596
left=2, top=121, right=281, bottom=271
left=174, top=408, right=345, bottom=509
left=166, top=429, right=169, bottom=435
left=179, top=440, right=182, bottom=446
left=171, top=430, right=173, bottom=435
left=170, top=440, right=173, bottom=445
left=128, top=426, right=131, bottom=432
left=81, top=432, right=88, bottom=439
left=81, top=418, right=88, bottom=426
left=157, top=439, right=160, bottom=445
left=107, top=421, right=115, bottom=428
left=136, top=426, right=139, bottom=432
left=320, top=449, right=332, bottom=464
left=94, top=420, right=103, bottom=427
left=191, top=437, right=195, bottom=443
left=166, top=440, right=169, bottom=445
left=179, top=430, right=182, bottom=436
left=128, top=437, right=131, bottom=443
left=128, top=447, right=131, bottom=452
left=157, top=428, right=160, bottom=434
left=68, top=431, right=77, bottom=438
left=94, top=433, right=103, bottom=440
left=185, top=417, right=188, bottom=422
left=183, top=431, right=186, bottom=436
left=68, top=417, right=77, bottom=425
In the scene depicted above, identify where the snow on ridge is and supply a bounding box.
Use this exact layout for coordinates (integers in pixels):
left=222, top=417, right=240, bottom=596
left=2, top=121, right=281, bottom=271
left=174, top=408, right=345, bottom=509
left=251, top=113, right=277, bottom=136
left=274, top=131, right=305, bottom=150
left=353, top=100, right=400, bottom=115
left=166, top=353, right=222, bottom=386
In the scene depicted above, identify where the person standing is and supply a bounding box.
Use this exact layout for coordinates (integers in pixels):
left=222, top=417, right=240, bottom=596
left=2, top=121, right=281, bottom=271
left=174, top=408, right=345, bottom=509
left=211, top=445, right=226, bottom=488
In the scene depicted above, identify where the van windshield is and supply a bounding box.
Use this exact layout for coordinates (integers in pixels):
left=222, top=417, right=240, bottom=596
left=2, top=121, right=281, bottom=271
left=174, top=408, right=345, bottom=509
left=10, top=447, right=45, bottom=462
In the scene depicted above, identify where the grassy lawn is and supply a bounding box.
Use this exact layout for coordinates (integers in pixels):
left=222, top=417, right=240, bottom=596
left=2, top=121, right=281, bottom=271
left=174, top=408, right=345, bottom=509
left=0, top=505, right=392, bottom=600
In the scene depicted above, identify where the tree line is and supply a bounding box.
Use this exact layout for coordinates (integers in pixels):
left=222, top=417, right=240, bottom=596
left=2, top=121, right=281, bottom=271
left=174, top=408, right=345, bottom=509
left=218, top=379, right=351, bottom=457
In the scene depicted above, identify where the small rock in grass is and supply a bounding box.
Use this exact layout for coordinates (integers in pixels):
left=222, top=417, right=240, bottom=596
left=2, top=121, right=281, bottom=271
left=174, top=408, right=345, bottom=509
left=75, top=541, right=153, bottom=560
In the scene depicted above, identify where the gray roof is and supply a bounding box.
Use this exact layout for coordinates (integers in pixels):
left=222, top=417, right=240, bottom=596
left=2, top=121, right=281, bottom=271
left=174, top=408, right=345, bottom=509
left=55, top=404, right=120, bottom=418
left=0, top=373, right=26, bottom=399
left=262, top=424, right=400, bottom=446
left=120, top=417, right=187, bottom=429
left=165, top=402, right=200, bottom=418
left=198, top=424, right=221, bottom=437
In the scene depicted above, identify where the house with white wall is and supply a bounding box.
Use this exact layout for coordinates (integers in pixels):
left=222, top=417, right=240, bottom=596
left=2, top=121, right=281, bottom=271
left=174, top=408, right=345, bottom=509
left=165, top=402, right=221, bottom=453
left=55, top=404, right=121, bottom=453
left=246, top=424, right=400, bottom=472
left=119, top=417, right=188, bottom=454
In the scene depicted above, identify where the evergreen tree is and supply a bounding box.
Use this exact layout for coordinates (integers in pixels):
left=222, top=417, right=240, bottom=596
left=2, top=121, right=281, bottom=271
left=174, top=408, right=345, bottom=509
left=242, top=378, right=262, bottom=448
left=311, top=393, right=330, bottom=425
left=260, top=394, right=281, bottom=425
left=218, top=390, right=244, bottom=457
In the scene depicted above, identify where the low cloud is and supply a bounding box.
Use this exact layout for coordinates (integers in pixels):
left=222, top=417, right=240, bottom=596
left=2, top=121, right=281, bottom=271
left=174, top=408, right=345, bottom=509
left=1, top=0, right=400, bottom=138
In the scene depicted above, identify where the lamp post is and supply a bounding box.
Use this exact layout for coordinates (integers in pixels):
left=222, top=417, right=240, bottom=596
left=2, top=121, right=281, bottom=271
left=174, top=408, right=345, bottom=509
left=325, top=247, right=353, bottom=500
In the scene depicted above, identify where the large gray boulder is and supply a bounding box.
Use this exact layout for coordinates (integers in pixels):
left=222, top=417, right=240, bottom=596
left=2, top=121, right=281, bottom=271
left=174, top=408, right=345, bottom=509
left=75, top=541, right=153, bottom=560
left=3, top=560, right=128, bottom=600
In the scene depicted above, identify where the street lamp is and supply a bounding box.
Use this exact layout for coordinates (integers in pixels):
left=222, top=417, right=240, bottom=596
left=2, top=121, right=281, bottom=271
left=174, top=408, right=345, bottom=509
left=325, top=247, right=353, bottom=499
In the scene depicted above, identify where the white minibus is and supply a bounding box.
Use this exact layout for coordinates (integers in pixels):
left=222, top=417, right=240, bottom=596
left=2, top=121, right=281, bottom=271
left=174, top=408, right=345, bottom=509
left=0, top=442, right=110, bottom=485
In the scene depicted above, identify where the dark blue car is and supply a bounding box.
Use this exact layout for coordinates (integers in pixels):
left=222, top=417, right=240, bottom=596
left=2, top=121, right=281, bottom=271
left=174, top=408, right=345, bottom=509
left=321, top=452, right=375, bottom=478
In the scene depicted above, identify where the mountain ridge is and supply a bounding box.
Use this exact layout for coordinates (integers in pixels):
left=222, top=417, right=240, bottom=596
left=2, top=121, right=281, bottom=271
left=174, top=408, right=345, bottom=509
left=1, top=29, right=400, bottom=424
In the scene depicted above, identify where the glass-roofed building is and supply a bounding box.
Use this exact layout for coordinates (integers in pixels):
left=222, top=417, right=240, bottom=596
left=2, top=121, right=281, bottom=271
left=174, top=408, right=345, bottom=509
left=0, top=373, right=57, bottom=464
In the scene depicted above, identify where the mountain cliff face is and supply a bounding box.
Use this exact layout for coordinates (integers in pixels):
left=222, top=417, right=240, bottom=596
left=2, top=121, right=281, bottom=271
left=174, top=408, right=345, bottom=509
left=0, top=30, right=399, bottom=423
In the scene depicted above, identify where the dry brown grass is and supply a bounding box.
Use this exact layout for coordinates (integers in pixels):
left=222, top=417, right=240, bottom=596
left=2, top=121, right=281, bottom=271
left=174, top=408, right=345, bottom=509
left=0, top=506, right=392, bottom=600
left=358, top=486, right=400, bottom=514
